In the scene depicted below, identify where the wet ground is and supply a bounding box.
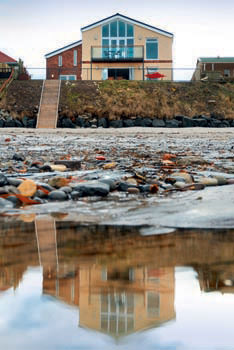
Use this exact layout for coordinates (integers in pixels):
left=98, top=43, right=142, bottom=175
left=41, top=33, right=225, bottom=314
left=0, top=128, right=234, bottom=349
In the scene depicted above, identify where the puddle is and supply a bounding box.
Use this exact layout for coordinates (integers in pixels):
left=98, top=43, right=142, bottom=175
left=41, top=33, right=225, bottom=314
left=0, top=216, right=234, bottom=349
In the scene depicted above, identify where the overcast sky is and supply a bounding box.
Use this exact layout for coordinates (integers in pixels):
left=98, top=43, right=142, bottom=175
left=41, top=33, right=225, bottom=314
left=1, top=0, right=234, bottom=77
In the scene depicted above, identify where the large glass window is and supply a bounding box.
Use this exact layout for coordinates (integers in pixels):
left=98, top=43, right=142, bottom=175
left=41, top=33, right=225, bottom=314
left=102, top=24, right=109, bottom=37
left=146, top=39, right=158, bottom=59
left=110, top=21, right=117, bottom=37
left=127, top=23, right=134, bottom=37
left=118, top=21, right=126, bottom=36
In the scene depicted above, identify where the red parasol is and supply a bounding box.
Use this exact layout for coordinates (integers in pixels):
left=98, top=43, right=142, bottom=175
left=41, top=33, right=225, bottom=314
left=145, top=72, right=166, bottom=79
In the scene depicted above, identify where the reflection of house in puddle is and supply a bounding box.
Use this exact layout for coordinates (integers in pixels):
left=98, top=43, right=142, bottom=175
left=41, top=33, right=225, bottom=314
left=79, top=265, right=175, bottom=337
left=35, top=217, right=175, bottom=337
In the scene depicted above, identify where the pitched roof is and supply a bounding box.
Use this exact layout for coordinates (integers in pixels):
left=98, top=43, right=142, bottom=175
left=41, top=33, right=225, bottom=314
left=81, top=13, right=173, bottom=38
left=198, top=57, right=234, bottom=63
left=45, top=40, right=82, bottom=58
left=0, top=51, right=17, bottom=64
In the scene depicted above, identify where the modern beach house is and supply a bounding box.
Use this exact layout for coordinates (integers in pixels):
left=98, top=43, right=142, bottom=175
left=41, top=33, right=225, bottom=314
left=45, top=13, right=174, bottom=81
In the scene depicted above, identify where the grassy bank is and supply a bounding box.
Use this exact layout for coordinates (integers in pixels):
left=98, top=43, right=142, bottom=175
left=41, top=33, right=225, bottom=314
left=1, top=80, right=234, bottom=120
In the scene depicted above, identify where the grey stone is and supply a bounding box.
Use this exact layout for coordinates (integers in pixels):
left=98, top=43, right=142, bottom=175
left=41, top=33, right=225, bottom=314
left=123, top=119, right=135, bottom=127
left=0, top=198, right=13, bottom=209
left=73, top=181, right=110, bottom=197
left=13, top=153, right=25, bottom=161
left=48, top=190, right=68, bottom=201
left=152, top=118, right=166, bottom=127
left=0, top=173, right=8, bottom=187
left=98, top=118, right=108, bottom=128
left=59, top=186, right=72, bottom=193
left=7, top=178, right=23, bottom=186
left=109, top=120, right=123, bottom=128
left=165, top=119, right=180, bottom=128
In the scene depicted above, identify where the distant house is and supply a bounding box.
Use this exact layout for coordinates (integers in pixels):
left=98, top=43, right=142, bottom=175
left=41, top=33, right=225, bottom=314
left=0, top=51, right=18, bottom=78
left=45, top=40, right=82, bottom=81
left=45, top=13, right=173, bottom=81
left=193, top=57, right=234, bottom=81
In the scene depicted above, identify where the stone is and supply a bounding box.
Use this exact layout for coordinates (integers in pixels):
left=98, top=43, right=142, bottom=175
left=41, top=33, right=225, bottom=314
left=123, top=119, right=135, bottom=127
left=13, top=153, right=25, bottom=161
left=200, top=177, right=218, bottom=186
left=71, top=191, right=82, bottom=200
left=73, top=181, right=110, bottom=197
left=109, top=120, right=123, bottom=128
left=75, top=116, right=85, bottom=127
left=171, top=172, right=193, bottom=184
left=192, top=118, right=208, bottom=127
left=165, top=119, right=180, bottom=128
left=127, top=187, right=140, bottom=194
left=0, top=119, right=5, bottom=127
left=100, top=178, right=120, bottom=191
left=215, top=176, right=227, bottom=185
left=54, top=160, right=81, bottom=170
left=27, top=119, right=36, bottom=128
left=98, top=118, right=108, bottom=128
left=50, top=164, right=67, bottom=172
left=59, top=186, right=72, bottom=193
left=22, top=116, right=28, bottom=127
left=0, top=173, right=8, bottom=187
left=5, top=118, right=15, bottom=127
left=48, top=177, right=69, bottom=188
left=152, top=118, right=166, bottom=127
left=6, top=195, right=21, bottom=207
left=0, top=198, right=13, bottom=209
left=174, top=181, right=187, bottom=189
left=40, top=164, right=53, bottom=172
left=15, top=119, right=23, bottom=128
left=62, top=118, right=76, bottom=128
left=48, top=190, right=67, bottom=201
left=142, top=118, right=152, bottom=127
left=7, top=178, right=23, bottom=187
left=18, top=179, right=37, bottom=197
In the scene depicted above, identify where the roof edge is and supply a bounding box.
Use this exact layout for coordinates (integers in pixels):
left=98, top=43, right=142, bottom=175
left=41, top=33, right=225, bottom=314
left=45, top=40, right=82, bottom=58
left=81, top=13, right=173, bottom=38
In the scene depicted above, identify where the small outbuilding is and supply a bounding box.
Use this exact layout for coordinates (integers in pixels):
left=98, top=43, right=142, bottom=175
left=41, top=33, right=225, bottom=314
left=0, top=51, right=18, bottom=78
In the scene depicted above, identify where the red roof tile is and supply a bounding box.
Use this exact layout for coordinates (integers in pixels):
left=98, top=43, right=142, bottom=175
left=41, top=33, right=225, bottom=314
left=0, top=51, right=17, bottom=64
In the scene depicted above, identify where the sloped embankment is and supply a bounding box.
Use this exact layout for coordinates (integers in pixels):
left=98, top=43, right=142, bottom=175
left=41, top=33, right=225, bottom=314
left=1, top=80, right=234, bottom=122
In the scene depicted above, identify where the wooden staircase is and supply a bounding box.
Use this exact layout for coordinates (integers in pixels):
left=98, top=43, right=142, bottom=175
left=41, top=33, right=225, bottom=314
left=37, top=80, right=61, bottom=128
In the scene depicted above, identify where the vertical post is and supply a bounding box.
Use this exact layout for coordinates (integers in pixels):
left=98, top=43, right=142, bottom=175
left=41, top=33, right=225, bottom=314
left=142, top=46, right=145, bottom=81
left=90, top=46, right=92, bottom=80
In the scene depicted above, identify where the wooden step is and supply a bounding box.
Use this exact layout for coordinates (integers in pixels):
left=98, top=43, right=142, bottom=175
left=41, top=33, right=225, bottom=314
left=37, top=79, right=61, bottom=129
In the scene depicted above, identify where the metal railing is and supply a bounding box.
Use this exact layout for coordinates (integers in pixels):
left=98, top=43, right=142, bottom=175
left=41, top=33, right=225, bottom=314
left=26, top=67, right=202, bottom=82
left=91, top=45, right=144, bottom=62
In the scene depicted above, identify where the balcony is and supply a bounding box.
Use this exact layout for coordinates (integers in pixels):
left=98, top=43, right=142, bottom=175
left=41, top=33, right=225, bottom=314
left=91, top=46, right=144, bottom=62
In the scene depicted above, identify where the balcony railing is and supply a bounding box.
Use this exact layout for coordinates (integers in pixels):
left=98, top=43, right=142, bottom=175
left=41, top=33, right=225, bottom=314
left=91, top=46, right=144, bottom=62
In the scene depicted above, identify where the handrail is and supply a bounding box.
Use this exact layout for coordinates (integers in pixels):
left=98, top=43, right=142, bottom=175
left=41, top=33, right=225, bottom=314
left=0, top=69, right=14, bottom=97
left=36, top=79, right=45, bottom=128
left=54, top=79, right=61, bottom=128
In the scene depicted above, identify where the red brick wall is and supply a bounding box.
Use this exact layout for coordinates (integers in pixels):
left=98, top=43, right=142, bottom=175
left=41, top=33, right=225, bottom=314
left=202, top=62, right=234, bottom=77
left=46, top=44, right=82, bottom=80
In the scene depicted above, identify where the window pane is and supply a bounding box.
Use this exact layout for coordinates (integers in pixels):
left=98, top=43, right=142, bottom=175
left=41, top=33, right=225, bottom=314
left=127, top=24, right=133, bottom=37
left=110, top=21, right=117, bottom=37
left=127, top=39, right=134, bottom=46
left=102, top=39, right=109, bottom=46
left=146, top=41, right=158, bottom=59
left=73, top=50, right=77, bottom=66
left=119, top=21, right=125, bottom=37
left=102, top=24, right=109, bottom=37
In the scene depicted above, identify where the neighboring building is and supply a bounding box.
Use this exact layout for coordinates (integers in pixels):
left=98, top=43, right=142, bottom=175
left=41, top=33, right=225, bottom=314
left=0, top=51, right=18, bottom=78
left=45, top=40, right=82, bottom=80
left=45, top=13, right=173, bottom=81
left=193, top=57, right=234, bottom=81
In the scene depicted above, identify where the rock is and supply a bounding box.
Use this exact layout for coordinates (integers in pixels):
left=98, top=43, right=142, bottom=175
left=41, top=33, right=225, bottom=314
left=0, top=173, right=8, bottom=187
left=27, top=119, right=36, bottom=128
left=13, top=153, right=25, bottom=161
left=192, top=118, right=208, bottom=127
left=62, top=118, right=76, bottom=128
left=7, top=178, right=23, bottom=187
left=123, top=119, right=135, bottom=127
left=71, top=191, right=82, bottom=200
left=22, top=116, right=28, bottom=127
left=35, top=190, right=47, bottom=198
left=40, top=164, right=53, bottom=172
left=48, top=190, right=68, bottom=201
left=37, top=183, right=55, bottom=192
left=177, top=156, right=208, bottom=166
left=54, top=160, right=81, bottom=170
left=48, top=177, right=69, bottom=188
left=15, top=119, right=23, bottom=128
left=59, top=186, right=72, bottom=193
left=171, top=172, right=193, bottom=184
left=103, top=162, right=116, bottom=170
left=215, top=176, right=227, bottom=185
left=142, top=118, right=153, bottom=127
left=18, top=179, right=37, bottom=197
left=72, top=181, right=110, bottom=197
left=152, top=118, right=166, bottom=127
left=227, top=179, right=234, bottom=185
left=0, top=198, right=13, bottom=209
left=6, top=195, right=21, bottom=207
left=165, top=119, right=180, bottom=128
left=50, top=164, right=67, bottom=172
left=118, top=182, right=138, bottom=192
left=5, top=118, right=15, bottom=127
left=127, top=187, right=140, bottom=194
left=109, top=120, right=123, bottom=128
left=98, top=118, right=108, bottom=128
left=209, top=119, right=222, bottom=127
left=0, top=119, right=5, bottom=127
left=200, top=177, right=218, bottom=186
left=174, top=181, right=187, bottom=189
left=177, top=116, right=194, bottom=127
left=75, top=116, right=85, bottom=127
left=100, top=178, right=120, bottom=191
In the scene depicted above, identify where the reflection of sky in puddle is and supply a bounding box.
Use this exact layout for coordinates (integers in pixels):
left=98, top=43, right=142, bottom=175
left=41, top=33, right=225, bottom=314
left=0, top=266, right=234, bottom=350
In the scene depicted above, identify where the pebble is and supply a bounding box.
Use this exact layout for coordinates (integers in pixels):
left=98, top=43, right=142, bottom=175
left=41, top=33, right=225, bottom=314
left=174, top=181, right=187, bottom=189
left=171, top=172, right=193, bottom=184
left=0, top=173, right=8, bottom=187
left=12, top=153, right=25, bottom=161
left=127, top=187, right=140, bottom=194
left=215, top=176, right=227, bottom=185
left=0, top=198, right=13, bottom=208
left=7, top=178, right=23, bottom=186
left=48, top=190, right=68, bottom=201
left=200, top=177, right=218, bottom=186
left=18, top=179, right=37, bottom=197
left=59, top=186, right=72, bottom=193
left=72, top=181, right=110, bottom=197
left=48, top=177, right=69, bottom=188
left=50, top=164, right=67, bottom=172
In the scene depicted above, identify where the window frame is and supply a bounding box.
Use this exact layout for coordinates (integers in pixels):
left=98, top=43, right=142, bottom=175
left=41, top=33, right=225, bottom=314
left=58, top=55, right=62, bottom=67
left=145, top=38, right=159, bottom=60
